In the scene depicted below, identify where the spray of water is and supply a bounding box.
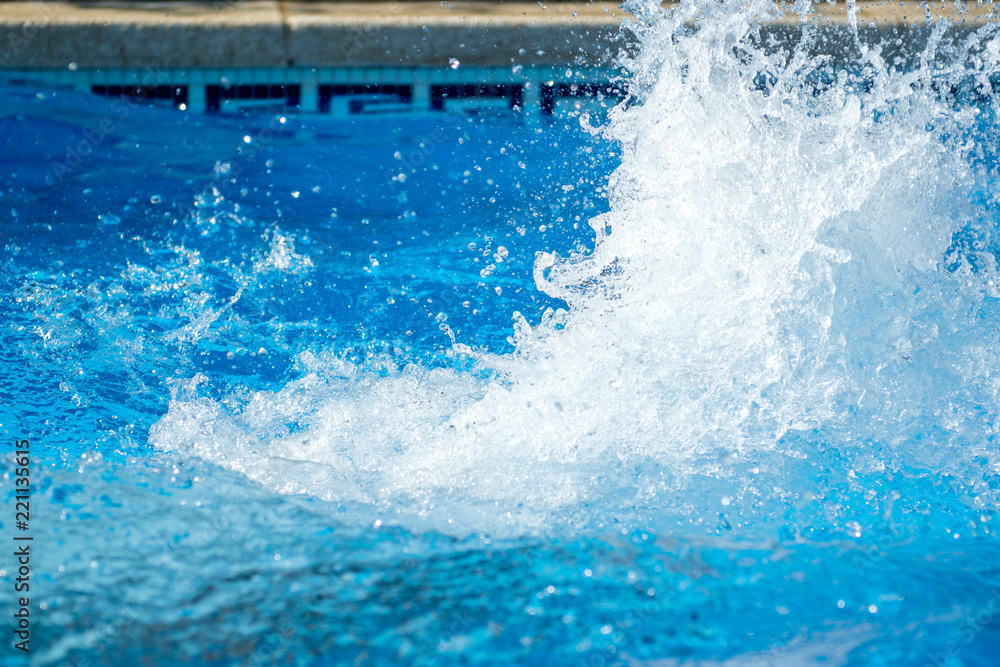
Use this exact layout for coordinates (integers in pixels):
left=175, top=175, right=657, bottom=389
left=150, top=0, right=1000, bottom=536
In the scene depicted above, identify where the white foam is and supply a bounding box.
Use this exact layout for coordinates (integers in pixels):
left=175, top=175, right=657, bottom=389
left=150, top=1, right=1000, bottom=535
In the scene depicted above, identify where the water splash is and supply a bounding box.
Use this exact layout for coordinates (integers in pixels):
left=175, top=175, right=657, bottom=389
left=151, top=0, right=1000, bottom=536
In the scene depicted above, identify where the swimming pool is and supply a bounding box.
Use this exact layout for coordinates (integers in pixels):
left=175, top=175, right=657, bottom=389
left=4, top=1, right=1000, bottom=665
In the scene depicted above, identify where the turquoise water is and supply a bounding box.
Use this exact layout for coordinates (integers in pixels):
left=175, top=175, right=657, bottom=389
left=5, top=1, right=1000, bottom=665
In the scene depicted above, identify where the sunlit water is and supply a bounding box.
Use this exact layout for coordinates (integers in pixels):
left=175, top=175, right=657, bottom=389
left=4, top=1, right=1000, bottom=664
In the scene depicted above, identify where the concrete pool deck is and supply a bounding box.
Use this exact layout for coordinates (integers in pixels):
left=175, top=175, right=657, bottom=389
left=1, top=1, right=999, bottom=69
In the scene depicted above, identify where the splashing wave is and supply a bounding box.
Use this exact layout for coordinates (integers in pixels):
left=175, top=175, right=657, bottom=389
left=150, top=0, right=1000, bottom=537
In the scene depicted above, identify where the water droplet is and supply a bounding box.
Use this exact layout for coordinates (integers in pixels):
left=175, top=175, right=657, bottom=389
left=449, top=58, right=461, bottom=69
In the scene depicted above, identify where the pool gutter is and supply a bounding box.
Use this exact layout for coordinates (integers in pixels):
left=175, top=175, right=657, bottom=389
left=1, top=1, right=998, bottom=115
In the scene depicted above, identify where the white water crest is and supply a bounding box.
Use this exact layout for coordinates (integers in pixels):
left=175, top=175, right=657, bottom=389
left=150, top=0, right=1000, bottom=536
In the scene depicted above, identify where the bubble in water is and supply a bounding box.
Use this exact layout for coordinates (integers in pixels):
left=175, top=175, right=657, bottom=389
left=151, top=0, right=1000, bottom=539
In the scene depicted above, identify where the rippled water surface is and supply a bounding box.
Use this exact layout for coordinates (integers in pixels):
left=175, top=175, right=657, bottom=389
left=5, top=1, right=1000, bottom=665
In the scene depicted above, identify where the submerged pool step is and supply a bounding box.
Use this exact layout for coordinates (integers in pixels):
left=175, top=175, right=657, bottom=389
left=0, top=65, right=623, bottom=117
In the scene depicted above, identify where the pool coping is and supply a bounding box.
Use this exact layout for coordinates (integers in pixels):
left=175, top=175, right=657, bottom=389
left=2, top=1, right=999, bottom=70
left=3, top=1, right=998, bottom=117
left=1, top=1, right=628, bottom=69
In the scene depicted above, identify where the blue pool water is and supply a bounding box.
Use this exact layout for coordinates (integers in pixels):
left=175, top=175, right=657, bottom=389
left=5, top=1, right=1000, bottom=665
